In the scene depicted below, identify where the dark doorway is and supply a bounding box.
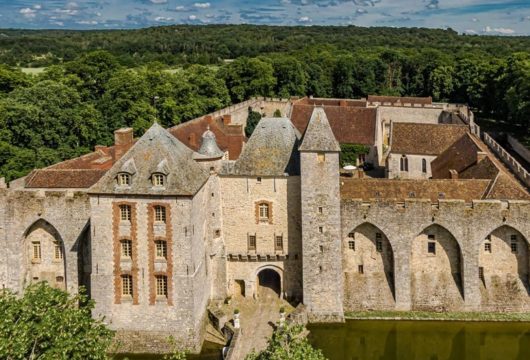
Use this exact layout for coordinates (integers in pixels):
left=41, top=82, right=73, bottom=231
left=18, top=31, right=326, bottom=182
left=257, top=269, right=281, bottom=298
left=235, top=280, right=245, bottom=297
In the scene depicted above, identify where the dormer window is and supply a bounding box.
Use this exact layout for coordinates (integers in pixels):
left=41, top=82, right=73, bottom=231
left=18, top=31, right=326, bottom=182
left=152, top=173, right=165, bottom=187
left=117, top=173, right=131, bottom=186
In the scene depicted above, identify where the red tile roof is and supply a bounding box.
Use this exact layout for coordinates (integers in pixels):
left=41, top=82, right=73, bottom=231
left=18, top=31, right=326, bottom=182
left=169, top=116, right=245, bottom=160
left=291, top=104, right=376, bottom=145
left=25, top=169, right=109, bottom=188
left=390, top=123, right=469, bottom=156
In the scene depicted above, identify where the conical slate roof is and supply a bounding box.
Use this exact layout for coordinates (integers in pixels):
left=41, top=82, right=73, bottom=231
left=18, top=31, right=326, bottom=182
left=90, top=122, right=209, bottom=196
left=197, top=127, right=224, bottom=158
left=299, top=107, right=340, bottom=152
left=228, top=117, right=301, bottom=176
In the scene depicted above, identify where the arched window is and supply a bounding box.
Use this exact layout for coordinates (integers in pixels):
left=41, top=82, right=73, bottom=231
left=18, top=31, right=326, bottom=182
left=400, top=155, right=409, bottom=172
left=422, top=158, right=427, bottom=173
left=117, top=172, right=131, bottom=186
left=152, top=173, right=166, bottom=187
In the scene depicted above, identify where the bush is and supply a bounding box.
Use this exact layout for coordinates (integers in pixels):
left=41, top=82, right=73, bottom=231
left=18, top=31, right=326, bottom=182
left=0, top=282, right=114, bottom=360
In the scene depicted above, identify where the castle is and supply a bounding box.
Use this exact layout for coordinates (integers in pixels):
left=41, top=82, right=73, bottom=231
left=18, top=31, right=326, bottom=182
left=1, top=96, right=529, bottom=352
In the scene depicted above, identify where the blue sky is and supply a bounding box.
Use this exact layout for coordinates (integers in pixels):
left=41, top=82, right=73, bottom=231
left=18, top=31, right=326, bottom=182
left=1, top=0, right=529, bottom=35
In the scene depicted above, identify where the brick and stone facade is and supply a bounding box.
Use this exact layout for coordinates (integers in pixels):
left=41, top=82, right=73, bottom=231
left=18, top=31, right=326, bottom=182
left=0, top=97, right=529, bottom=353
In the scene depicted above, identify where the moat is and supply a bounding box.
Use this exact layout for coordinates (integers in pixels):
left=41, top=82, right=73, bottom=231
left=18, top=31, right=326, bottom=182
left=308, top=320, right=530, bottom=360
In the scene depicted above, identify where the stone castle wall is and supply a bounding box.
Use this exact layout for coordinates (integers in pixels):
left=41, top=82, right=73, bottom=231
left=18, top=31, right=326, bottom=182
left=219, top=175, right=302, bottom=300
left=387, top=154, right=436, bottom=179
left=341, top=199, right=530, bottom=312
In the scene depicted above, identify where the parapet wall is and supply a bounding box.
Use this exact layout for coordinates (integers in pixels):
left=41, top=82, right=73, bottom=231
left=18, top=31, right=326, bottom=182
left=484, top=133, right=530, bottom=188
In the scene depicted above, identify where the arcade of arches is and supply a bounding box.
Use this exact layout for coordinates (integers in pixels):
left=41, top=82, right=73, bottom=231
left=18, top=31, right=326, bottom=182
left=25, top=220, right=66, bottom=290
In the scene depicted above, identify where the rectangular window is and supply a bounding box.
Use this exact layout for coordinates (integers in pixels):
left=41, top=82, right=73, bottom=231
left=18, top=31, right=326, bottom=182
left=257, top=177, right=262, bottom=183
left=154, top=205, right=166, bottom=223
left=376, top=240, right=383, bottom=253
left=120, top=205, right=131, bottom=221
left=479, top=267, right=484, bottom=281
left=121, top=240, right=132, bottom=258
left=117, top=173, right=131, bottom=186
left=122, top=275, right=133, bottom=296
left=428, top=242, right=436, bottom=254
left=318, top=226, right=323, bottom=233
left=318, top=207, right=323, bottom=214
left=358, top=265, right=364, bottom=274
left=248, top=235, right=256, bottom=251
left=153, top=174, right=165, bottom=187
left=428, top=234, right=435, bottom=240
left=156, top=275, right=168, bottom=297
left=348, top=232, right=355, bottom=239
left=484, top=243, right=491, bottom=253
left=511, top=235, right=517, bottom=242
left=317, top=152, right=325, bottom=163
left=54, top=241, right=63, bottom=260
left=258, top=203, right=269, bottom=221
left=511, top=242, right=518, bottom=253
left=348, top=240, right=355, bottom=251
left=319, top=245, right=324, bottom=253
left=32, top=242, right=41, bottom=260
left=275, top=235, right=283, bottom=251
left=155, top=240, right=167, bottom=259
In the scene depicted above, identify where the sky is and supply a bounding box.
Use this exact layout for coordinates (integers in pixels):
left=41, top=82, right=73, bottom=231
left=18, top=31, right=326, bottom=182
left=0, top=0, right=529, bottom=35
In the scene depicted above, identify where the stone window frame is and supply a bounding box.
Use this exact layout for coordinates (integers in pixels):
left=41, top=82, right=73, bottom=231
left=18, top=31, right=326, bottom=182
left=119, top=204, right=131, bottom=222
left=32, top=241, right=42, bottom=262
left=348, top=240, right=355, bottom=251
left=121, top=273, right=133, bottom=298
left=400, top=155, right=409, bottom=172
left=484, top=242, right=492, bottom=253
left=255, top=200, right=273, bottom=224
left=116, top=172, right=132, bottom=187
left=120, top=239, right=133, bottom=259
left=154, top=205, right=167, bottom=223
left=53, top=241, right=63, bottom=261
left=358, top=265, right=364, bottom=274
left=421, top=158, right=427, bottom=173
left=155, top=239, right=168, bottom=260
left=152, top=173, right=166, bottom=188
left=317, top=152, right=326, bottom=163
left=248, top=234, right=257, bottom=251
left=275, top=234, right=284, bottom=251
left=155, top=273, right=168, bottom=298
left=428, top=241, right=436, bottom=254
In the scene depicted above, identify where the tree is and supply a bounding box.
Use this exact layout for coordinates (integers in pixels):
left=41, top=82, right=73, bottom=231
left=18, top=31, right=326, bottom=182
left=245, top=107, right=262, bottom=137
left=245, top=325, right=327, bottom=360
left=270, top=56, right=307, bottom=98
left=0, top=283, right=114, bottom=359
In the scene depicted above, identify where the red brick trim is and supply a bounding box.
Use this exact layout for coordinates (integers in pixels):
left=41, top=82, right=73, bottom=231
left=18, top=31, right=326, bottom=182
left=113, top=202, right=139, bottom=305
left=255, top=200, right=273, bottom=224
left=147, top=203, right=173, bottom=306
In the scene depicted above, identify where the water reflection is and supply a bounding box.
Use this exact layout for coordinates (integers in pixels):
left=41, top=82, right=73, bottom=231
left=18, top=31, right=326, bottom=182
left=308, top=320, right=530, bottom=360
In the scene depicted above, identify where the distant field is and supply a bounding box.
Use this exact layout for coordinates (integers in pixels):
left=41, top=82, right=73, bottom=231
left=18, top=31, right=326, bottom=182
left=20, top=67, right=46, bottom=74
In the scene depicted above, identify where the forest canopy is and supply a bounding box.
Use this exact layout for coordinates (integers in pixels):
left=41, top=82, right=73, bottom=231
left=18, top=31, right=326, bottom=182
left=0, top=25, right=528, bottom=181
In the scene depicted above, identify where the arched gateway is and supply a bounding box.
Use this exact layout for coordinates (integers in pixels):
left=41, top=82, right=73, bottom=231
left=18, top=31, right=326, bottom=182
left=256, top=268, right=282, bottom=299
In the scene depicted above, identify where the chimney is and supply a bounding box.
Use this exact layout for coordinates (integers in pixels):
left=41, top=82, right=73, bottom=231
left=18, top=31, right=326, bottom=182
left=339, top=100, right=347, bottom=107
left=449, top=169, right=459, bottom=180
left=223, top=114, right=232, bottom=125
left=114, top=128, right=134, bottom=161
left=476, top=151, right=488, bottom=163
left=205, top=115, right=214, bottom=125
left=95, top=145, right=105, bottom=152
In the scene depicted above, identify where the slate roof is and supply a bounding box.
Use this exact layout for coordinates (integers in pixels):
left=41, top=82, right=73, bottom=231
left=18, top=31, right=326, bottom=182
left=367, top=95, right=432, bottom=105
left=227, top=117, right=301, bottom=176
left=90, top=123, right=209, bottom=196
left=341, top=178, right=491, bottom=202
left=197, top=128, right=224, bottom=159
left=299, top=107, right=341, bottom=152
left=291, top=105, right=376, bottom=146
left=390, top=123, right=469, bottom=156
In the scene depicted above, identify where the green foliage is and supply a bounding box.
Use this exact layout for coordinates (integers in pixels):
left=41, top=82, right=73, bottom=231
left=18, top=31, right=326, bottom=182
left=273, top=109, right=282, bottom=117
left=0, top=283, right=114, bottom=360
left=245, top=107, right=262, bottom=138
left=340, top=144, right=370, bottom=167
left=245, top=325, right=327, bottom=360
left=162, top=336, right=187, bottom=360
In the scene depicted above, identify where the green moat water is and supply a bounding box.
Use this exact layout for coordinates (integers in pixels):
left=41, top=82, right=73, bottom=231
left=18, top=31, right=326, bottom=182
left=307, top=320, right=530, bottom=360
left=117, top=320, right=530, bottom=360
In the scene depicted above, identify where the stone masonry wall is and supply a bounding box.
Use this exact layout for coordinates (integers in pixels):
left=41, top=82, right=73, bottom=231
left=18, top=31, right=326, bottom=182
left=219, top=176, right=302, bottom=300
left=341, top=199, right=530, bottom=312
left=387, top=154, right=436, bottom=179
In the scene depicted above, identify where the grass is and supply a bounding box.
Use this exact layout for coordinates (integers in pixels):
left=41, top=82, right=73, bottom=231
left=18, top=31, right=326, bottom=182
left=345, top=310, right=530, bottom=322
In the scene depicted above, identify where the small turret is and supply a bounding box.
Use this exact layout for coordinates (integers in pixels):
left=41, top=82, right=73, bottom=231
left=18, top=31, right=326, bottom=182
left=197, top=127, right=224, bottom=159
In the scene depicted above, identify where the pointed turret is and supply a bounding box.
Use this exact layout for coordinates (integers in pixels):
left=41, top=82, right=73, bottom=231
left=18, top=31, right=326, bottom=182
left=299, top=107, right=340, bottom=152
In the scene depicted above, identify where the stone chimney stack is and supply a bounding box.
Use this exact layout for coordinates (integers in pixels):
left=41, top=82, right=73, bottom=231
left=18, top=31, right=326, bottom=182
left=449, top=169, right=459, bottom=180
left=114, top=128, right=134, bottom=161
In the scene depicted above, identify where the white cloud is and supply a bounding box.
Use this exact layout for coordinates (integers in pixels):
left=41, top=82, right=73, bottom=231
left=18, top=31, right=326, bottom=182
left=471, top=18, right=478, bottom=22
left=150, top=0, right=168, bottom=4
left=77, top=20, right=98, bottom=25
left=20, top=8, right=37, bottom=18
left=464, top=29, right=477, bottom=34
left=33, top=5, right=42, bottom=10
left=194, top=2, right=211, bottom=9
left=155, top=16, right=174, bottom=22
left=298, top=16, right=311, bottom=22
left=188, top=15, right=197, bottom=20
left=483, top=26, right=515, bottom=34
left=175, top=6, right=186, bottom=11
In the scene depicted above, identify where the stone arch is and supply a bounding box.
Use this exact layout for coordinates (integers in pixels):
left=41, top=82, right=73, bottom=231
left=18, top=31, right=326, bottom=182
left=255, top=265, right=282, bottom=299
left=24, top=219, right=67, bottom=290
left=479, top=225, right=530, bottom=311
left=343, top=223, right=395, bottom=310
left=411, top=224, right=464, bottom=311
